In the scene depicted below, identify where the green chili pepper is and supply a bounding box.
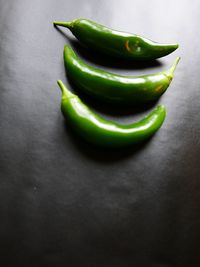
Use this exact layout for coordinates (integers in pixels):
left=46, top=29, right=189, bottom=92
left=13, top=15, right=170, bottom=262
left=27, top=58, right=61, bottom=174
left=57, top=80, right=166, bottom=147
left=53, top=18, right=179, bottom=60
left=63, top=45, right=180, bottom=105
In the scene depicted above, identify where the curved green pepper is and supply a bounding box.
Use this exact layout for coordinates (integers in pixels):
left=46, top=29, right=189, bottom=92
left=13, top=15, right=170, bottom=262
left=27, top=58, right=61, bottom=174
left=57, top=80, right=166, bottom=147
left=63, top=45, right=180, bottom=105
left=54, top=18, right=179, bottom=60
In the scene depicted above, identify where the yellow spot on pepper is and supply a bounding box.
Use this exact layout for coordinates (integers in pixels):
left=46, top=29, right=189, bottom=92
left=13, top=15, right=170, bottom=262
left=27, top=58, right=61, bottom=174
left=125, top=40, right=132, bottom=52
left=155, top=85, right=163, bottom=92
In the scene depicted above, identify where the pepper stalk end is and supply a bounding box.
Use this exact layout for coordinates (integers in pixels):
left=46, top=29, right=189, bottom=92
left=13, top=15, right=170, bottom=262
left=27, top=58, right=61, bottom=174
left=53, top=21, right=73, bottom=29
left=166, top=57, right=180, bottom=81
left=57, top=80, right=74, bottom=99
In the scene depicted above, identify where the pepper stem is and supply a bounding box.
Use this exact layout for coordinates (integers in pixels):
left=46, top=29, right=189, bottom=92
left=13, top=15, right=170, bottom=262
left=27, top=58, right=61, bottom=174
left=57, top=80, right=74, bottom=99
left=167, top=57, right=180, bottom=79
left=53, top=21, right=73, bottom=29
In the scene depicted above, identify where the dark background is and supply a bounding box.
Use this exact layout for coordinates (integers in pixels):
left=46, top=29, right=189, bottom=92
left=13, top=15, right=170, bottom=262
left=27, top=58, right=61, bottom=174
left=0, top=0, right=200, bottom=266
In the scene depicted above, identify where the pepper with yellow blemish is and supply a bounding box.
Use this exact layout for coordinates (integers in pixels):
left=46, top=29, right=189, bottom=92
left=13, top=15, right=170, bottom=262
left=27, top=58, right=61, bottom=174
left=53, top=18, right=179, bottom=60
left=63, top=45, right=180, bottom=105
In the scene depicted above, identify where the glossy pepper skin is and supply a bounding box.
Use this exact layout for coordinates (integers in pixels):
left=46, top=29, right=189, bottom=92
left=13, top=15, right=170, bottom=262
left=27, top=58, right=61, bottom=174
left=54, top=18, right=179, bottom=60
left=63, top=45, right=180, bottom=105
left=57, top=80, right=166, bottom=147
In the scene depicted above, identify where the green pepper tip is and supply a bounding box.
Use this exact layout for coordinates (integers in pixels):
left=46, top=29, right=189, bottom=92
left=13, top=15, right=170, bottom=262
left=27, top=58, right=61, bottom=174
left=156, top=104, right=165, bottom=112
left=57, top=80, right=74, bottom=99
left=156, top=105, right=166, bottom=118
left=169, top=43, right=179, bottom=51
left=57, top=80, right=64, bottom=93
left=57, top=79, right=62, bottom=85
left=166, top=56, right=180, bottom=80
left=170, top=56, right=180, bottom=73
left=53, top=21, right=72, bottom=29
left=64, top=44, right=69, bottom=49
left=64, top=44, right=76, bottom=57
left=158, top=104, right=165, bottom=109
left=173, top=43, right=179, bottom=49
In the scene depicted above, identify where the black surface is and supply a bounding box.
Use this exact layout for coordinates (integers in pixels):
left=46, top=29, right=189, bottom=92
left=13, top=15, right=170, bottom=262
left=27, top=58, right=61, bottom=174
left=0, top=0, right=200, bottom=266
